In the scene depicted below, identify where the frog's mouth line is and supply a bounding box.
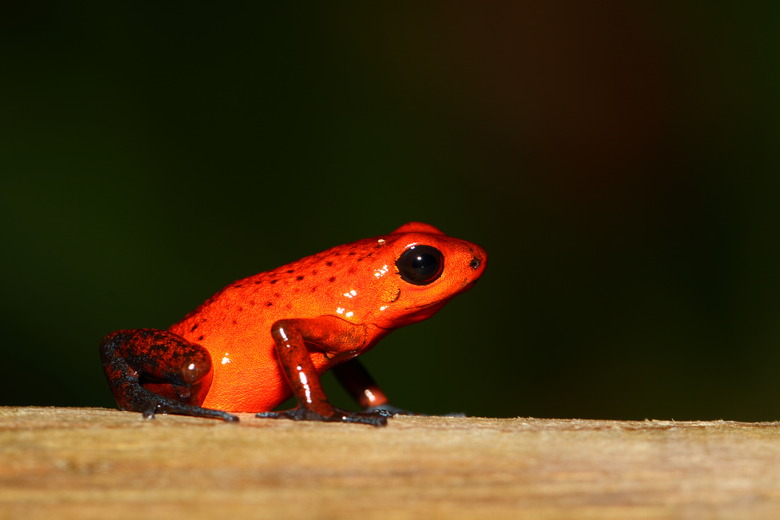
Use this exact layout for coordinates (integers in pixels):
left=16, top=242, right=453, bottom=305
left=407, top=300, right=445, bottom=311
left=462, top=279, right=479, bottom=291
left=403, top=278, right=479, bottom=311
left=405, top=299, right=449, bottom=316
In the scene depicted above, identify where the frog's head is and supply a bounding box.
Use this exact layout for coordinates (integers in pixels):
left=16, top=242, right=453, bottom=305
left=370, top=222, right=487, bottom=329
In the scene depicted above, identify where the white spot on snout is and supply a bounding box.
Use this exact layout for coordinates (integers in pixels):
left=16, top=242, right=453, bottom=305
left=221, top=352, right=231, bottom=365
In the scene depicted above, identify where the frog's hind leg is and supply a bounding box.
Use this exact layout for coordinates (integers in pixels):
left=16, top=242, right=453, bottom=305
left=99, top=329, right=238, bottom=422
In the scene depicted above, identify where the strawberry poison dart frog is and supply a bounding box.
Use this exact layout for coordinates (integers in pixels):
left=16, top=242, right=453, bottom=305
left=100, top=222, right=487, bottom=426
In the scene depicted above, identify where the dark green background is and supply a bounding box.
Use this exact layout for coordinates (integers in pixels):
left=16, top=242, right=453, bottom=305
left=3, top=3, right=779, bottom=421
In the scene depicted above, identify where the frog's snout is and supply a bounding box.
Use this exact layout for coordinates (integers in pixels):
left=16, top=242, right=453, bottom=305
left=463, top=248, right=487, bottom=288
left=467, top=245, right=487, bottom=275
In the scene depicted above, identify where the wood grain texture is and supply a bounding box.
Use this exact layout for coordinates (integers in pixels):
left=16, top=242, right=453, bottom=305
left=1, top=407, right=779, bottom=519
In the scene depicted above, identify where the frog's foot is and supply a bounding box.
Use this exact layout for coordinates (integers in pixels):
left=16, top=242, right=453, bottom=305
left=141, top=397, right=239, bottom=422
left=366, top=403, right=416, bottom=416
left=256, top=406, right=387, bottom=427
left=366, top=403, right=466, bottom=418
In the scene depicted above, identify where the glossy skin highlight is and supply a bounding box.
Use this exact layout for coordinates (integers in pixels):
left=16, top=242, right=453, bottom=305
left=100, top=222, right=487, bottom=426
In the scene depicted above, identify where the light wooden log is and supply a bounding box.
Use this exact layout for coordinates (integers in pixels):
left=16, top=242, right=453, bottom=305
left=1, top=407, right=779, bottom=519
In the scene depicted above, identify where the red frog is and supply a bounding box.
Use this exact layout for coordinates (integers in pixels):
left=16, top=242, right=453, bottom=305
left=100, top=222, right=486, bottom=426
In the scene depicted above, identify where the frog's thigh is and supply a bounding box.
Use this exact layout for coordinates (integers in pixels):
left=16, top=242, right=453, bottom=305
left=100, top=329, right=234, bottom=421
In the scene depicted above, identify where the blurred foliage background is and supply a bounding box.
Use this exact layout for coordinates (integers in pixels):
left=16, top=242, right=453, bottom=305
left=2, top=3, right=780, bottom=421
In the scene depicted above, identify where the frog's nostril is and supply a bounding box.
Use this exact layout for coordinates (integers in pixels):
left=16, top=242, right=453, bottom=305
left=469, top=257, right=481, bottom=270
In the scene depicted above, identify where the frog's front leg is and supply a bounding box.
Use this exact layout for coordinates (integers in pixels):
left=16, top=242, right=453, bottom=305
left=256, top=317, right=388, bottom=427
left=99, top=329, right=238, bottom=422
left=330, top=358, right=416, bottom=416
left=332, top=357, right=468, bottom=418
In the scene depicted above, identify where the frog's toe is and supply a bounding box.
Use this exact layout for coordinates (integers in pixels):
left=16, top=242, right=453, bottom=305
left=256, top=407, right=387, bottom=426
left=366, top=403, right=415, bottom=416
left=345, top=411, right=388, bottom=426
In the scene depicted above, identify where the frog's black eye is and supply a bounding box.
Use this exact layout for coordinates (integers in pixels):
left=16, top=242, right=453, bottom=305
left=396, top=245, right=444, bottom=285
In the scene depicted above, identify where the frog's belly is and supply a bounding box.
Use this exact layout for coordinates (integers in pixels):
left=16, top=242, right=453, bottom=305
left=196, top=335, right=332, bottom=413
left=201, top=347, right=290, bottom=412
left=169, top=320, right=333, bottom=412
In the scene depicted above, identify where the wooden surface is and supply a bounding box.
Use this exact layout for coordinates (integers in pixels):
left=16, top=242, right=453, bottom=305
left=1, top=407, right=780, bottom=519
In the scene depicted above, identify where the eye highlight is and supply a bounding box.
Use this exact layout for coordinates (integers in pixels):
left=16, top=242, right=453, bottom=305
left=395, top=245, right=444, bottom=285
